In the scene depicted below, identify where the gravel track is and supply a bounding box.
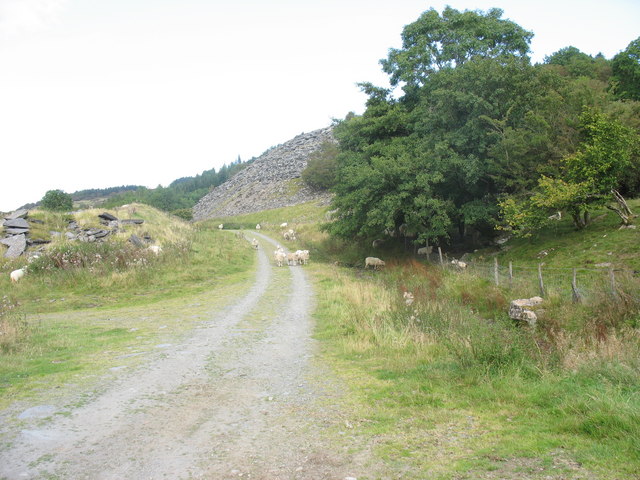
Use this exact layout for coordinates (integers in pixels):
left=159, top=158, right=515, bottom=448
left=0, top=233, right=371, bottom=480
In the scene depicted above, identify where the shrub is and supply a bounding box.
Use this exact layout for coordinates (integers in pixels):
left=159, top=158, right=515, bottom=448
left=301, top=141, right=339, bottom=190
left=40, top=189, right=73, bottom=211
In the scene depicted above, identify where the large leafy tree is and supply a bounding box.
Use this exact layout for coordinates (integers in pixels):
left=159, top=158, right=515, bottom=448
left=381, top=7, right=532, bottom=89
left=611, top=37, right=640, bottom=101
left=40, top=189, right=73, bottom=211
left=327, top=6, right=631, bottom=248
left=500, top=110, right=638, bottom=234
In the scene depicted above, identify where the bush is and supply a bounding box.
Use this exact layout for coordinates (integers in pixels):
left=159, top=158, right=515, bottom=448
left=40, top=189, right=73, bottom=211
left=301, top=141, right=339, bottom=190
left=172, top=208, right=193, bottom=221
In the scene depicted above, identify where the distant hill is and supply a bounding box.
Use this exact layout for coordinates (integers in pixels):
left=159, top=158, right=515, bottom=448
left=193, top=127, right=334, bottom=221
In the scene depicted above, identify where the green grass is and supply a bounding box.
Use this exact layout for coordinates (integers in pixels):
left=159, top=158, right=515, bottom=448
left=0, top=205, right=257, bottom=407
left=477, top=199, right=640, bottom=272
left=309, top=259, right=640, bottom=479
left=205, top=200, right=329, bottom=229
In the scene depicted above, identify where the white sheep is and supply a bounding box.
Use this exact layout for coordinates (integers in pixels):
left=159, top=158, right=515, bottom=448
left=283, top=229, right=296, bottom=241
left=365, top=257, right=385, bottom=270
left=417, top=246, right=433, bottom=256
left=295, top=249, right=310, bottom=265
left=286, top=252, right=299, bottom=266
left=10, top=268, right=26, bottom=283
left=218, top=224, right=224, bottom=230
left=280, top=222, right=288, bottom=228
left=451, top=259, right=467, bottom=269
left=255, top=224, right=261, bottom=230
left=274, top=250, right=286, bottom=267
left=251, top=238, right=259, bottom=249
left=148, top=245, right=163, bottom=255
left=548, top=211, right=562, bottom=221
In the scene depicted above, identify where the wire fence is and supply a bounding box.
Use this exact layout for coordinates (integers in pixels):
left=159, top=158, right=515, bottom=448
left=430, top=247, right=639, bottom=302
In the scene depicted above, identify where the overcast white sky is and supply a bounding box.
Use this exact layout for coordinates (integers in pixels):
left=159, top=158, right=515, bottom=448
left=0, top=0, right=638, bottom=212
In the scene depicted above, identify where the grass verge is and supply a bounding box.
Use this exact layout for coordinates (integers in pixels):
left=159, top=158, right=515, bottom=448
left=309, top=261, right=640, bottom=479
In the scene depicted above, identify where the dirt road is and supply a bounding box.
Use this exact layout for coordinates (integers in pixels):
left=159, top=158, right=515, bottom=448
left=0, top=233, right=373, bottom=480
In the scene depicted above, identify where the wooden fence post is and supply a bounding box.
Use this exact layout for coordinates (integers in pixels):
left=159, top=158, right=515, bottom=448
left=438, top=247, right=444, bottom=267
left=494, top=258, right=499, bottom=286
left=538, top=263, right=545, bottom=297
left=572, top=268, right=581, bottom=303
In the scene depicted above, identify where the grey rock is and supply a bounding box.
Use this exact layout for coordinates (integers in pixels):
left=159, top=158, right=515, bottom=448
left=5, top=227, right=29, bottom=235
left=64, top=232, right=76, bottom=240
left=129, top=234, right=145, bottom=247
left=508, top=296, right=543, bottom=327
left=1, top=234, right=26, bottom=258
left=98, top=212, right=118, bottom=221
left=5, top=209, right=28, bottom=220
left=27, top=238, right=50, bottom=245
left=3, top=218, right=29, bottom=229
left=121, top=219, right=144, bottom=225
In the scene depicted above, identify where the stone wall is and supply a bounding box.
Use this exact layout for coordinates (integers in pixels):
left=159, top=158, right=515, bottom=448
left=192, top=126, right=334, bottom=221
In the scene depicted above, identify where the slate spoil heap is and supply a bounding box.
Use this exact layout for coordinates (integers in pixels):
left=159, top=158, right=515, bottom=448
left=1, top=209, right=32, bottom=258
left=1, top=210, right=146, bottom=259
left=192, top=126, right=334, bottom=221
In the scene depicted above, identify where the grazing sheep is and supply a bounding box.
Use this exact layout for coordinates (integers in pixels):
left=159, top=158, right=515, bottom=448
left=286, top=252, right=299, bottom=266
left=218, top=224, right=224, bottom=230
left=280, top=222, right=288, bottom=228
left=295, top=249, right=310, bottom=265
left=417, top=246, right=433, bottom=256
left=148, top=245, right=163, bottom=255
left=251, top=238, right=259, bottom=249
left=451, top=259, right=467, bottom=269
left=365, top=257, right=385, bottom=270
left=283, top=229, right=296, bottom=241
left=255, top=224, right=261, bottom=230
left=548, top=211, right=562, bottom=221
left=274, top=250, right=286, bottom=267
left=10, top=268, right=25, bottom=283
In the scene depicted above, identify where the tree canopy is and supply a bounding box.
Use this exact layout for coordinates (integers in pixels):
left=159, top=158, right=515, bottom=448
left=325, top=7, right=640, bottom=248
left=41, top=189, right=73, bottom=211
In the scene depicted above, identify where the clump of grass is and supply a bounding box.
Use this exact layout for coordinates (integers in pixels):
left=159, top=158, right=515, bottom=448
left=0, top=296, right=31, bottom=354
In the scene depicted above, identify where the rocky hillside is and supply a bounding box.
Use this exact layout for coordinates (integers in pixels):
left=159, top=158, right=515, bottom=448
left=192, top=127, right=334, bottom=220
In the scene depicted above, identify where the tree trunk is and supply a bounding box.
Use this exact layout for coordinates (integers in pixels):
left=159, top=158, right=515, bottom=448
left=607, top=189, right=635, bottom=225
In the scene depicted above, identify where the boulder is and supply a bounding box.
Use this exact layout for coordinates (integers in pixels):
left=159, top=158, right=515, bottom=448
left=98, top=212, right=118, bottom=222
left=129, top=234, right=145, bottom=247
left=27, top=238, right=50, bottom=245
left=508, top=296, right=543, bottom=327
left=1, top=233, right=27, bottom=258
left=5, top=209, right=28, bottom=220
left=121, top=219, right=144, bottom=225
left=3, top=218, right=29, bottom=229
left=5, top=228, right=29, bottom=235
